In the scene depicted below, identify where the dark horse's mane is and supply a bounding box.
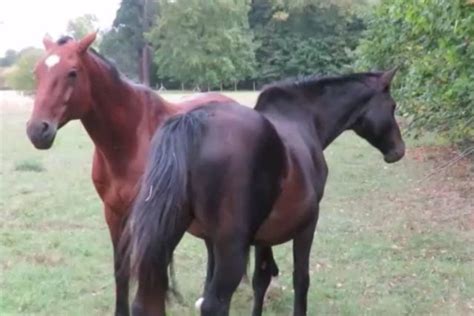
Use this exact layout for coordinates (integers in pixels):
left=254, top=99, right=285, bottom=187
left=266, top=72, right=380, bottom=90
left=56, top=36, right=122, bottom=82
left=255, top=72, right=381, bottom=110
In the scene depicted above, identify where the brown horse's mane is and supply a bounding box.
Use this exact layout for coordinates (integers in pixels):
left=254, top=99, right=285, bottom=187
left=55, top=36, right=171, bottom=112
left=56, top=36, right=123, bottom=84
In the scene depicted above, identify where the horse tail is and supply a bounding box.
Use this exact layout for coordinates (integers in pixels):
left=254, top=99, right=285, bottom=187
left=120, top=109, right=208, bottom=296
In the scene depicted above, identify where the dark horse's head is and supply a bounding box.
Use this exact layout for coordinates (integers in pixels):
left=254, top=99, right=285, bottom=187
left=27, top=33, right=97, bottom=149
left=351, top=68, right=405, bottom=163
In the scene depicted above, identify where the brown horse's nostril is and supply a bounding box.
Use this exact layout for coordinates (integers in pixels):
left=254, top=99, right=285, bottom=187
left=26, top=120, right=56, bottom=150
left=41, top=121, right=50, bottom=134
left=41, top=121, right=51, bottom=135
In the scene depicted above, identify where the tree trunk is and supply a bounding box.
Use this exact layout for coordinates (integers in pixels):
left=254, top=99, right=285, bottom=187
left=140, top=45, right=151, bottom=86
left=138, top=0, right=152, bottom=86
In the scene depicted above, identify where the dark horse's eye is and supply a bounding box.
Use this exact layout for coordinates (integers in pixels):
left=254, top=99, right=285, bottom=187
left=68, top=69, right=78, bottom=80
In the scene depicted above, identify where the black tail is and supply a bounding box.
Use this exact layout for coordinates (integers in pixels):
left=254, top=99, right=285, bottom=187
left=120, top=109, right=207, bottom=295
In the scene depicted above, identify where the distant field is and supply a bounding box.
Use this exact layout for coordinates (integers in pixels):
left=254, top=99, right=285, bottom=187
left=1, top=91, right=473, bottom=315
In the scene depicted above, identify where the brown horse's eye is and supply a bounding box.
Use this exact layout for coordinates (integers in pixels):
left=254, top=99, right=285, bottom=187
left=68, top=69, right=78, bottom=80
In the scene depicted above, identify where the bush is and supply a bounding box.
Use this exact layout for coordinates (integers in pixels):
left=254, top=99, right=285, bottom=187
left=5, top=48, right=43, bottom=91
left=356, top=0, right=474, bottom=145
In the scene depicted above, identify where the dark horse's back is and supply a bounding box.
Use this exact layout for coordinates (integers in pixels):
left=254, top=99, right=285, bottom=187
left=124, top=102, right=286, bottom=299
left=189, top=103, right=287, bottom=237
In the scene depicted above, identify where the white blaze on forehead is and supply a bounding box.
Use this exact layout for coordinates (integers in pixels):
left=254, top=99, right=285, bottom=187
left=44, top=54, right=60, bottom=69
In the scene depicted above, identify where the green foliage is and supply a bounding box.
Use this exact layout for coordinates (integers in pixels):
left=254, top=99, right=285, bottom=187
left=99, top=28, right=140, bottom=81
left=99, top=0, right=147, bottom=81
left=251, top=0, right=364, bottom=83
left=66, top=14, right=99, bottom=42
left=149, top=0, right=256, bottom=88
left=0, top=49, right=19, bottom=67
left=5, top=48, right=43, bottom=91
left=356, top=0, right=474, bottom=144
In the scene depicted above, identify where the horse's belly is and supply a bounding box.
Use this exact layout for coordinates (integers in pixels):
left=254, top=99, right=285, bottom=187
left=253, top=193, right=315, bottom=246
left=187, top=219, right=207, bottom=239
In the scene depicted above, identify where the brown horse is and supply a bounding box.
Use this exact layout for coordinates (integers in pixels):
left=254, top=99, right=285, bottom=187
left=123, top=69, right=405, bottom=315
left=26, top=32, right=236, bottom=316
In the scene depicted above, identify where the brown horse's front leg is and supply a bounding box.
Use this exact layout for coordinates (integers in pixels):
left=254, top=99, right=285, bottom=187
left=105, top=207, right=130, bottom=316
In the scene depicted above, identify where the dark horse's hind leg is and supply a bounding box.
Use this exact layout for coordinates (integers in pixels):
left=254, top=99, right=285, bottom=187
left=105, top=209, right=130, bottom=316
left=199, top=238, right=247, bottom=316
left=292, top=214, right=318, bottom=316
left=201, top=241, right=261, bottom=295
left=203, top=239, right=215, bottom=295
left=251, top=246, right=278, bottom=316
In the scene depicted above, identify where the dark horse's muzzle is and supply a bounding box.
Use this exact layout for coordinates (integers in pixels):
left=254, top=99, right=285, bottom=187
left=384, top=142, right=405, bottom=163
left=26, top=120, right=57, bottom=150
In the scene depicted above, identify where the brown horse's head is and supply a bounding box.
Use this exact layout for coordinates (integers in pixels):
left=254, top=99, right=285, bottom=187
left=27, top=33, right=97, bottom=149
left=352, top=68, right=405, bottom=163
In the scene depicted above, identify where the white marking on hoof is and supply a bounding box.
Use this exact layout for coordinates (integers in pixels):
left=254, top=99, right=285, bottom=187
left=194, top=297, right=204, bottom=310
left=45, top=54, right=60, bottom=68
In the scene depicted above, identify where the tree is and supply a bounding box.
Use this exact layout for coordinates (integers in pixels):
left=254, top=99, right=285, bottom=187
left=67, top=14, right=100, bottom=42
left=99, top=0, right=156, bottom=85
left=5, top=48, right=43, bottom=91
left=149, top=0, right=256, bottom=89
left=249, top=0, right=364, bottom=84
left=0, top=49, right=18, bottom=67
left=356, top=0, right=474, bottom=144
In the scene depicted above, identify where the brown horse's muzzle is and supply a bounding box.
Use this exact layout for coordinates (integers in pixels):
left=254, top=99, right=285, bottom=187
left=26, top=120, right=57, bottom=150
left=383, top=142, right=405, bottom=163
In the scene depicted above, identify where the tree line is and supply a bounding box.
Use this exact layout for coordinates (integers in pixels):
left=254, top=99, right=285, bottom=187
left=1, top=0, right=472, bottom=144
left=99, top=0, right=367, bottom=90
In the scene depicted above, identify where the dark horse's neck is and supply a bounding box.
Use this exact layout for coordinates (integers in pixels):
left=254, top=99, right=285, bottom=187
left=256, top=75, right=376, bottom=149
left=80, top=51, right=173, bottom=161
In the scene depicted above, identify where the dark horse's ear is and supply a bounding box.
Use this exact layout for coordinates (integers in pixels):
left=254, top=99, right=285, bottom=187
left=43, top=35, right=55, bottom=51
left=77, top=31, right=97, bottom=54
left=380, top=67, right=398, bottom=89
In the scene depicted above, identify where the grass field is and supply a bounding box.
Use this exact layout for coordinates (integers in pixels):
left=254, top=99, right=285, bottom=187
left=1, top=91, right=473, bottom=315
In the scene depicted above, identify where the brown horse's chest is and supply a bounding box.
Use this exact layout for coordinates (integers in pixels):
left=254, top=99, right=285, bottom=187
left=92, top=150, right=145, bottom=215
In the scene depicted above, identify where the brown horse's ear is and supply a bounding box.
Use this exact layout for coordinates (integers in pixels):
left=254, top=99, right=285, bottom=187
left=77, top=31, right=97, bottom=54
left=43, top=35, right=55, bottom=50
left=380, top=67, right=398, bottom=89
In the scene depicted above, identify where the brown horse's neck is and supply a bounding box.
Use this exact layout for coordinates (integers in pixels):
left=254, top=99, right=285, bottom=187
left=80, top=52, right=176, bottom=162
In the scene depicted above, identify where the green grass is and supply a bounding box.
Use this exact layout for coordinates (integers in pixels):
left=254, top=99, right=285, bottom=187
left=1, top=92, right=473, bottom=315
left=14, top=160, right=45, bottom=173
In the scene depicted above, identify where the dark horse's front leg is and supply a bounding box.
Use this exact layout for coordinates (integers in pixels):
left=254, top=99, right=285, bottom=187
left=292, top=212, right=318, bottom=316
left=105, top=208, right=130, bottom=316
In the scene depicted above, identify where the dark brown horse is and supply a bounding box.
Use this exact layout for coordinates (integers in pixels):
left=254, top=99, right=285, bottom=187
left=26, top=32, right=237, bottom=316
left=123, top=69, right=405, bottom=315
